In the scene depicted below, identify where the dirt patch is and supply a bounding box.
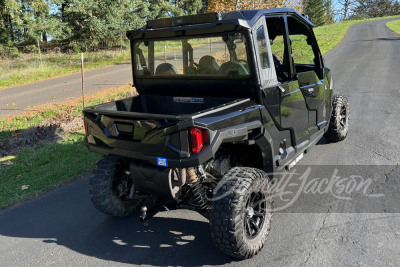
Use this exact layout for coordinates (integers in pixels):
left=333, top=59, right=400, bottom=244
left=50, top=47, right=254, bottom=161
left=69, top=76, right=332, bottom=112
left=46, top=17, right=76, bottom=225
left=0, top=117, right=84, bottom=158
left=0, top=83, right=136, bottom=158
left=0, top=83, right=136, bottom=152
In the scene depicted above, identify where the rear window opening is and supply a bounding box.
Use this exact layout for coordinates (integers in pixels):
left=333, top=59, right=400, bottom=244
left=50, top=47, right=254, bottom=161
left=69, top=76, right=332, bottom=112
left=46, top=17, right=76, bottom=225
left=134, top=33, right=251, bottom=79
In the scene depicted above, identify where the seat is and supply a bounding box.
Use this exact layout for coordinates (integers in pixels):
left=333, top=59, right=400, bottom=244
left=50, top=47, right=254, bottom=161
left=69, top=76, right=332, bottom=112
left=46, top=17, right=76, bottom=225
left=155, top=63, right=178, bottom=76
left=218, top=61, right=248, bottom=77
left=196, top=55, right=220, bottom=75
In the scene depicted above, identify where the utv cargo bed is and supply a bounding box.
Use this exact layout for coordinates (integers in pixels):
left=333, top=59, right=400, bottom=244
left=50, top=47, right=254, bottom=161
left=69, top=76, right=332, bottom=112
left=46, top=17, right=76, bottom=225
left=84, top=95, right=249, bottom=120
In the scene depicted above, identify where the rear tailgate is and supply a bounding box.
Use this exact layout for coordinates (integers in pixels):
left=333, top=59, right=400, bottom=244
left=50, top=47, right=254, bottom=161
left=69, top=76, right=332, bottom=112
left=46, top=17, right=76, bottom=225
left=83, top=107, right=185, bottom=160
left=83, top=97, right=254, bottom=164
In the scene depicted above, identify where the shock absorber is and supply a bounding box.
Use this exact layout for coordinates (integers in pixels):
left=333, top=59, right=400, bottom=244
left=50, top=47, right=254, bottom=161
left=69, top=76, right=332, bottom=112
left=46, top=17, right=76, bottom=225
left=186, top=166, right=209, bottom=210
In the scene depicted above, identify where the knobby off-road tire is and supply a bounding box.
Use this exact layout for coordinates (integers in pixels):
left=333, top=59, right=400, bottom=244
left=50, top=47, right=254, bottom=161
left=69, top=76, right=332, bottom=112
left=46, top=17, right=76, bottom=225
left=89, top=155, right=140, bottom=217
left=209, top=167, right=272, bottom=259
left=325, top=94, right=350, bottom=142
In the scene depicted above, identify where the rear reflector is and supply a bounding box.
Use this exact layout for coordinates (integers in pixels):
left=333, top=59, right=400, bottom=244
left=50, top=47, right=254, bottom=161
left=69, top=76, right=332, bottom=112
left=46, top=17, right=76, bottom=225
left=83, top=119, right=88, bottom=135
left=190, top=127, right=208, bottom=154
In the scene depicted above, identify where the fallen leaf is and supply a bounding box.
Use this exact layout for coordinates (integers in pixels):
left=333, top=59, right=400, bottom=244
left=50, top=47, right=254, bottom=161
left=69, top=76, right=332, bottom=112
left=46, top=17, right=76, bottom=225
left=21, top=185, right=29, bottom=190
left=3, top=161, right=13, bottom=166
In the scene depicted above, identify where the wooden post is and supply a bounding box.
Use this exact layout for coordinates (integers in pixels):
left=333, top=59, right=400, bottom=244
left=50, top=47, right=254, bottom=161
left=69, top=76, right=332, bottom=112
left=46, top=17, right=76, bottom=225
left=37, top=39, right=43, bottom=67
left=81, top=53, right=85, bottom=108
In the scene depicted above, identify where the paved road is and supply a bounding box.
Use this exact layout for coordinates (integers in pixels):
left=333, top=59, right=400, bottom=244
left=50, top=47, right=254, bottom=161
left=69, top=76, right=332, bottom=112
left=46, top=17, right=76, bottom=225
left=0, top=62, right=133, bottom=118
left=1, top=18, right=400, bottom=266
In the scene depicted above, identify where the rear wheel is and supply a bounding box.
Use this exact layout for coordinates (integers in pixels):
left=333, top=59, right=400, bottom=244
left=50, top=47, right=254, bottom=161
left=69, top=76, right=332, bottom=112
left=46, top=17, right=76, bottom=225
left=89, top=156, right=140, bottom=217
left=209, top=167, right=272, bottom=259
left=325, top=94, right=349, bottom=142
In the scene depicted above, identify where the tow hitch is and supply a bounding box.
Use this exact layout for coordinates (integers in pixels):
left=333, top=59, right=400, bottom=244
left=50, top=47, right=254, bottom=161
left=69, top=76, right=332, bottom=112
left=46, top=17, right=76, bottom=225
left=140, top=205, right=170, bottom=227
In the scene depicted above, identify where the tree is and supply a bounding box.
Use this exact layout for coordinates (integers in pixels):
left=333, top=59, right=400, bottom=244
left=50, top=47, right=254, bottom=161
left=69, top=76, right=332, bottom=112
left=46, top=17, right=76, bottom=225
left=1, top=1, right=11, bottom=45
left=0, top=0, right=65, bottom=45
left=1, top=0, right=21, bottom=45
left=324, top=0, right=335, bottom=24
left=206, top=0, right=303, bottom=13
left=304, top=0, right=325, bottom=26
left=147, top=0, right=204, bottom=19
left=337, top=0, right=357, bottom=20
left=182, top=0, right=205, bottom=14
left=64, top=0, right=150, bottom=49
left=352, top=0, right=400, bottom=18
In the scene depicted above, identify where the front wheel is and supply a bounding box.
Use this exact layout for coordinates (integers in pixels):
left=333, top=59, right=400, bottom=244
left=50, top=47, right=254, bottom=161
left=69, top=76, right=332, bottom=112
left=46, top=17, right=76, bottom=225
left=209, top=167, right=272, bottom=259
left=89, top=156, right=140, bottom=217
left=325, top=94, right=350, bottom=142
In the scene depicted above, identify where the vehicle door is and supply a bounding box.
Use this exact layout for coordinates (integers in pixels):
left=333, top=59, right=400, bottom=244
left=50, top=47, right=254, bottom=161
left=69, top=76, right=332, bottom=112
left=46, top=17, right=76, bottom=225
left=287, top=16, right=328, bottom=132
left=260, top=16, right=310, bottom=148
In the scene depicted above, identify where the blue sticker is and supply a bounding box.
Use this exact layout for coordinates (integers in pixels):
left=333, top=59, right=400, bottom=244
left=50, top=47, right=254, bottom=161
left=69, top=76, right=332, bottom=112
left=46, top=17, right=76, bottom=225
left=157, top=157, right=168, bottom=167
left=104, top=128, right=111, bottom=138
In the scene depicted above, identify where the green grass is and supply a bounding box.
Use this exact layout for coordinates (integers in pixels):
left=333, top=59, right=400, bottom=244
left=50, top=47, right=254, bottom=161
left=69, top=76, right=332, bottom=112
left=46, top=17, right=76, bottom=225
left=0, top=117, right=40, bottom=143
left=0, top=85, right=133, bottom=144
left=0, top=137, right=100, bottom=209
left=0, top=49, right=131, bottom=89
left=0, top=85, right=134, bottom=209
left=386, top=20, right=400, bottom=35
left=315, top=16, right=400, bottom=55
left=271, top=16, right=400, bottom=64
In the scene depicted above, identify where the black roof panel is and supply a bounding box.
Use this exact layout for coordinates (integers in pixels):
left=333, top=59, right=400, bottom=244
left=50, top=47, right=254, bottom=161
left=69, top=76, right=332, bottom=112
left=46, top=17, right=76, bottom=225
left=127, top=8, right=313, bottom=40
left=226, top=8, right=313, bottom=27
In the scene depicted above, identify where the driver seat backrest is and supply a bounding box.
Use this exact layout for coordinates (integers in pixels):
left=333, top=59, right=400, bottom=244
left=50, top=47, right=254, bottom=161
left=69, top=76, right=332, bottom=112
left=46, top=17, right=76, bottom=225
left=197, top=55, right=220, bottom=75
left=155, top=63, right=178, bottom=76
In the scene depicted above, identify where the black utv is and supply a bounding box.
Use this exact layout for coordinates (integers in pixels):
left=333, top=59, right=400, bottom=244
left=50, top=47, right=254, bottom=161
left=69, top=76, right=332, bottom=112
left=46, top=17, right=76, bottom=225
left=83, top=8, right=349, bottom=259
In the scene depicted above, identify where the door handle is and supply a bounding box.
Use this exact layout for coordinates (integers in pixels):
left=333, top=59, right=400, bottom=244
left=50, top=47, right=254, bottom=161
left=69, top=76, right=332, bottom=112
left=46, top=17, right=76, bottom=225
left=278, top=84, right=285, bottom=93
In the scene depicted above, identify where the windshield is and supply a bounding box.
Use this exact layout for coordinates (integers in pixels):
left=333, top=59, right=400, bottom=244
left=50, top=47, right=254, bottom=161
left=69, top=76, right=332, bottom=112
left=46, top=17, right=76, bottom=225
left=133, top=33, right=251, bottom=79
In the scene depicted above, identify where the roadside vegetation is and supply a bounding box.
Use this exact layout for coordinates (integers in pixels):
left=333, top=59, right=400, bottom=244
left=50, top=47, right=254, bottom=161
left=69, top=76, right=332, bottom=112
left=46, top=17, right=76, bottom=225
left=0, top=50, right=130, bottom=89
left=2, top=16, right=399, bottom=90
left=315, top=16, right=400, bottom=55
left=268, top=15, right=400, bottom=66
left=0, top=84, right=135, bottom=209
left=386, top=20, right=400, bottom=34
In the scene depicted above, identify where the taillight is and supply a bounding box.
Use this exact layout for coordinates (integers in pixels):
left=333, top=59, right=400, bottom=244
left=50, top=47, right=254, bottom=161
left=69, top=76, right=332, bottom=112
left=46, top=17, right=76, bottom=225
left=190, top=127, right=208, bottom=154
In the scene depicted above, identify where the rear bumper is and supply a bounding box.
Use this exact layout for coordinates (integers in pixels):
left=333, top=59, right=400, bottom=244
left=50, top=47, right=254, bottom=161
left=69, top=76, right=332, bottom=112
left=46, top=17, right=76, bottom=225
left=86, top=120, right=262, bottom=168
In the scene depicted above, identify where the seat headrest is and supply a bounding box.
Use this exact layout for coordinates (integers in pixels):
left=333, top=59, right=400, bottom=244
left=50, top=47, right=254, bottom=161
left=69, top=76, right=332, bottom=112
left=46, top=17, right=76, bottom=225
left=155, top=63, right=178, bottom=76
left=197, top=55, right=220, bottom=75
